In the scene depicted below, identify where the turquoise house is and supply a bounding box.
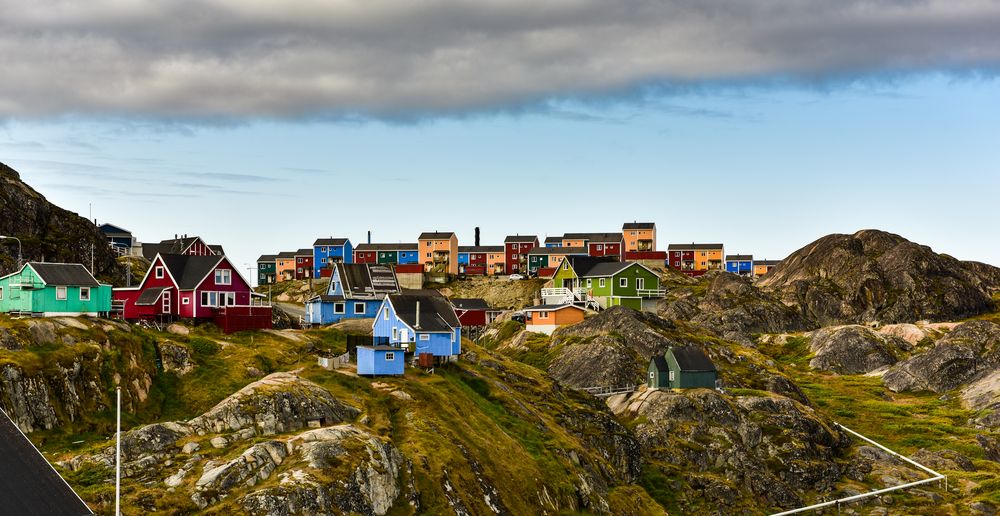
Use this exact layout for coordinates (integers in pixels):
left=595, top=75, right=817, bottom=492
left=0, top=262, right=112, bottom=317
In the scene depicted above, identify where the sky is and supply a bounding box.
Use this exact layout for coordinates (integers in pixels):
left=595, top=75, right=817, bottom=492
left=1, top=0, right=999, bottom=283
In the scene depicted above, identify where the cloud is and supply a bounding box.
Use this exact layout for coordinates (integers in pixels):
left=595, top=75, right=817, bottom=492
left=1, top=0, right=998, bottom=120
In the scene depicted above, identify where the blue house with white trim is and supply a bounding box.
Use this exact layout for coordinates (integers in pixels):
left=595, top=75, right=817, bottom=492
left=373, top=292, right=461, bottom=361
left=725, top=254, right=753, bottom=277
left=357, top=346, right=404, bottom=376
left=313, top=238, right=353, bottom=278
left=305, top=263, right=399, bottom=325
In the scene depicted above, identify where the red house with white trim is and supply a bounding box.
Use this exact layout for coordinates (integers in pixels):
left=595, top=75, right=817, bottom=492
left=504, top=235, right=538, bottom=274
left=113, top=253, right=271, bottom=332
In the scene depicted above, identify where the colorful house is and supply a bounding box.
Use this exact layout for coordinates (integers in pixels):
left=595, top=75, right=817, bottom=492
left=275, top=251, right=297, bottom=282
left=294, top=249, right=314, bottom=280
left=458, top=246, right=501, bottom=276
left=648, top=347, right=717, bottom=390
left=141, top=235, right=222, bottom=261
left=526, top=246, right=587, bottom=275
left=504, top=235, right=538, bottom=274
left=622, top=222, right=656, bottom=253
left=549, top=256, right=664, bottom=310
left=313, top=238, right=353, bottom=277
left=419, top=232, right=459, bottom=275
left=562, top=233, right=625, bottom=260
left=0, top=262, right=112, bottom=317
left=754, top=260, right=780, bottom=278
left=524, top=304, right=587, bottom=335
left=667, top=243, right=725, bottom=276
left=256, top=255, right=277, bottom=285
left=544, top=236, right=563, bottom=248
left=304, top=263, right=400, bottom=325
left=357, top=346, right=405, bottom=376
left=354, top=243, right=419, bottom=265
left=373, top=292, right=461, bottom=361
left=725, top=254, right=754, bottom=277
left=99, top=223, right=136, bottom=256
left=486, top=249, right=506, bottom=275
left=452, top=298, right=502, bottom=327
left=113, top=253, right=268, bottom=331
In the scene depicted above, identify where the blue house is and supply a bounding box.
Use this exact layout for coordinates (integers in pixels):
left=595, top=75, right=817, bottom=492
left=99, top=223, right=135, bottom=255
left=357, top=346, right=405, bottom=376
left=544, top=236, right=563, bottom=248
left=313, top=238, right=353, bottom=278
left=725, top=254, right=754, bottom=277
left=305, top=263, right=400, bottom=325
left=373, top=292, right=462, bottom=362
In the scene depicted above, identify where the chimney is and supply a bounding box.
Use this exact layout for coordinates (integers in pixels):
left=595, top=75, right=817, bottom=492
left=367, top=231, right=371, bottom=244
left=415, top=300, right=421, bottom=328
left=475, top=227, right=480, bottom=247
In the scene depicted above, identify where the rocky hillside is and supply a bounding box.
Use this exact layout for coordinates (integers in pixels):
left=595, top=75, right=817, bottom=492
left=758, top=229, right=1000, bottom=325
left=0, top=162, right=124, bottom=282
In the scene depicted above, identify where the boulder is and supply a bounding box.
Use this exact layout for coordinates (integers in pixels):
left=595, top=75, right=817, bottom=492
left=166, top=323, right=190, bottom=336
left=884, top=321, right=1000, bottom=393
left=910, top=449, right=976, bottom=472
left=157, top=341, right=194, bottom=375
left=808, top=325, right=911, bottom=374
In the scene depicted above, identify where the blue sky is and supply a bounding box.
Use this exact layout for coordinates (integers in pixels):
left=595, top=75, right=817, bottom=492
left=1, top=1, right=999, bottom=280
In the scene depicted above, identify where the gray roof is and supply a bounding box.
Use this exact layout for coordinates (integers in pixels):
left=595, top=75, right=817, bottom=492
left=622, top=222, right=655, bottom=230
left=135, top=286, right=168, bottom=306
left=355, top=243, right=419, bottom=251
left=276, top=251, right=298, bottom=259
left=158, top=254, right=225, bottom=290
left=756, top=260, right=781, bottom=266
left=667, top=243, right=724, bottom=251
left=651, top=354, right=669, bottom=373
left=563, top=256, right=631, bottom=278
left=142, top=236, right=221, bottom=261
left=388, top=293, right=461, bottom=332
left=451, top=298, right=491, bottom=311
left=28, top=263, right=100, bottom=287
left=336, top=263, right=399, bottom=298
left=504, top=235, right=538, bottom=244
left=418, top=232, right=455, bottom=240
left=295, top=249, right=313, bottom=256
left=669, top=347, right=716, bottom=372
left=563, top=232, right=624, bottom=243
left=0, top=409, right=93, bottom=515
left=527, top=246, right=587, bottom=255
left=544, top=236, right=563, bottom=244
left=726, top=254, right=753, bottom=261
left=314, top=238, right=349, bottom=246
left=257, top=254, right=277, bottom=262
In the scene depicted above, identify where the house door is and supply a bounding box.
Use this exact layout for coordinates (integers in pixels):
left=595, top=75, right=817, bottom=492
left=162, top=291, right=171, bottom=315
left=636, top=277, right=645, bottom=291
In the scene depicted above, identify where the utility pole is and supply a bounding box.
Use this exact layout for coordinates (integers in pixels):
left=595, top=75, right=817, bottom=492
left=91, top=243, right=95, bottom=274
left=115, top=387, right=121, bottom=516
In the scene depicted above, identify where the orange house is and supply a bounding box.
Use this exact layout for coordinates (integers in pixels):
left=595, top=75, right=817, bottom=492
left=275, top=251, right=297, bottom=282
left=486, top=251, right=506, bottom=275
left=623, top=222, right=656, bottom=252
left=524, top=304, right=587, bottom=335
left=419, top=231, right=459, bottom=275
left=754, top=260, right=780, bottom=278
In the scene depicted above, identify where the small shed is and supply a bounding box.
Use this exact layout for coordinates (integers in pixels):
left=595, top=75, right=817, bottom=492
left=648, top=346, right=717, bottom=390
left=357, top=345, right=404, bottom=376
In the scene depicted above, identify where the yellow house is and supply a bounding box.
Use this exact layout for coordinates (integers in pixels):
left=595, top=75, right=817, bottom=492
left=622, top=222, right=656, bottom=252
left=419, top=231, right=459, bottom=275
left=754, top=260, right=780, bottom=278
left=667, top=243, right=725, bottom=274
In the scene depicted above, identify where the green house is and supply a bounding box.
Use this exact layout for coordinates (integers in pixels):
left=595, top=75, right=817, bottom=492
left=256, top=255, right=277, bottom=285
left=0, top=262, right=112, bottom=317
left=551, top=256, right=664, bottom=310
left=648, top=347, right=718, bottom=390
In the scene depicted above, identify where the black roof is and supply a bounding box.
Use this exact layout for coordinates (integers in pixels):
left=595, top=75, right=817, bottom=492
left=158, top=254, right=225, bottom=290
left=418, top=232, right=455, bottom=240
left=295, top=249, right=313, bottom=256
left=354, top=243, right=419, bottom=251
left=141, top=236, right=221, bottom=261
left=756, top=260, right=781, bottom=266
left=276, top=251, right=297, bottom=259
left=336, top=263, right=399, bottom=297
left=726, top=254, right=753, bottom=261
left=458, top=246, right=504, bottom=253
left=388, top=293, right=461, bottom=332
left=98, top=223, right=131, bottom=236
left=528, top=246, right=587, bottom=255
left=563, top=232, right=623, bottom=243
left=451, top=298, right=491, bottom=310
left=314, top=238, right=349, bottom=246
left=28, top=263, right=100, bottom=287
left=135, top=286, right=168, bottom=306
left=564, top=256, right=629, bottom=277
left=544, top=236, right=563, bottom=244
left=669, top=347, right=716, bottom=372
left=504, top=235, right=538, bottom=243
left=667, top=243, right=724, bottom=251
left=0, top=409, right=93, bottom=515
left=650, top=354, right=669, bottom=373
left=257, top=254, right=277, bottom=262
left=622, top=222, right=655, bottom=230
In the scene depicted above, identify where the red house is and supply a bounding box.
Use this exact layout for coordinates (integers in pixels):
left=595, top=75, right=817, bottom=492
left=294, top=248, right=313, bottom=280
left=452, top=298, right=501, bottom=327
left=562, top=233, right=625, bottom=261
left=504, top=235, right=538, bottom=274
left=113, top=253, right=270, bottom=332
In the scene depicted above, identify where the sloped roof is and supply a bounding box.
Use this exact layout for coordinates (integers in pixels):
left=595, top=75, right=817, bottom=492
left=651, top=354, right=669, bottom=373
left=504, top=235, right=537, bottom=243
left=28, top=263, right=100, bottom=287
left=0, top=409, right=93, bottom=515
left=141, top=236, right=220, bottom=261
left=295, top=249, right=313, bottom=256
left=667, top=243, right=724, bottom=251
left=756, top=260, right=781, bottom=266
left=726, top=254, right=753, bottom=261
left=355, top=243, right=419, bottom=251
left=451, top=298, right=491, bottom=311
left=388, top=293, right=460, bottom=332
left=135, top=286, right=168, bottom=306
left=622, top=222, right=655, bottom=230
left=158, top=254, right=224, bottom=290
left=276, top=251, right=297, bottom=259
left=314, top=238, right=348, bottom=246
left=337, top=263, right=399, bottom=297
left=580, top=261, right=635, bottom=277
left=458, top=246, right=504, bottom=253
left=670, top=347, right=716, bottom=372
left=257, top=255, right=277, bottom=262
left=98, top=223, right=131, bottom=236
left=563, top=256, right=629, bottom=277
left=527, top=246, right=587, bottom=256
left=563, top=232, right=623, bottom=243
left=544, top=236, right=563, bottom=244
left=418, top=232, right=455, bottom=240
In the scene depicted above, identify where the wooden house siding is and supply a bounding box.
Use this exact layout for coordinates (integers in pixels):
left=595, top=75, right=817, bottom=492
left=0, top=265, right=111, bottom=316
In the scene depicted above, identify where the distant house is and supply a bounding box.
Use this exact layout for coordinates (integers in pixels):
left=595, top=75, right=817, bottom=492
left=486, top=248, right=506, bottom=275
left=99, top=223, right=136, bottom=256
left=562, top=233, right=625, bottom=260
left=725, top=254, right=754, bottom=277
left=504, top=235, right=538, bottom=274
left=648, top=347, right=717, bottom=390
left=357, top=346, right=405, bottom=376
left=373, top=292, right=461, bottom=361
left=452, top=298, right=502, bottom=327
left=313, top=238, right=353, bottom=277
left=526, top=246, right=587, bottom=276
left=667, top=243, right=725, bottom=276
left=141, top=235, right=222, bottom=261
left=355, top=243, right=420, bottom=265
left=549, top=256, right=664, bottom=310
left=458, top=246, right=502, bottom=276
left=305, top=263, right=400, bottom=325
left=256, top=255, right=277, bottom=285
left=622, top=222, right=656, bottom=253
left=544, top=236, right=563, bottom=248
left=294, top=249, right=314, bottom=280
left=0, top=262, right=111, bottom=317
left=275, top=251, right=297, bottom=282
left=524, top=304, right=587, bottom=335
left=419, top=232, right=459, bottom=275
left=754, top=260, right=780, bottom=278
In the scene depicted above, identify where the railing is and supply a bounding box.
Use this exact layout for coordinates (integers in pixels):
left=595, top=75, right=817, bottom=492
left=580, top=385, right=636, bottom=398
left=540, top=287, right=592, bottom=303
left=636, top=288, right=666, bottom=297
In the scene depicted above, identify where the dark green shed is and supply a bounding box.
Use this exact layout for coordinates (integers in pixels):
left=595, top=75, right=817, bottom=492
left=647, top=346, right=717, bottom=390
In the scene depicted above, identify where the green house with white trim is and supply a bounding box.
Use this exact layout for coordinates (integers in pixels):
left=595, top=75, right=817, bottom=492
left=648, top=346, right=717, bottom=390
left=0, top=262, right=112, bottom=317
left=549, top=256, right=664, bottom=310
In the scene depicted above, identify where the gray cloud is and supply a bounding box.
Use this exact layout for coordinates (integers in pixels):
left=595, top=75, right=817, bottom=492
left=1, top=0, right=999, bottom=120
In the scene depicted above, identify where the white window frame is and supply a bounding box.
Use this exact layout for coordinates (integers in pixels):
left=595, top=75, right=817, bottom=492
left=540, top=311, right=548, bottom=318
left=385, top=352, right=396, bottom=361
left=392, top=327, right=399, bottom=340
left=586, top=279, right=592, bottom=288
left=182, top=297, right=190, bottom=305
left=200, top=291, right=218, bottom=307
left=620, top=277, right=628, bottom=288
left=354, top=302, right=366, bottom=314
left=669, top=370, right=675, bottom=382
left=155, top=266, right=164, bottom=279
left=383, top=307, right=390, bottom=320
left=222, top=292, right=236, bottom=306
left=637, top=277, right=645, bottom=290
left=56, top=286, right=67, bottom=300
left=333, top=302, right=345, bottom=314
left=0, top=286, right=3, bottom=300
left=451, top=331, right=456, bottom=342
left=420, top=334, right=430, bottom=341
left=215, top=269, right=232, bottom=285
left=79, top=287, right=91, bottom=301
left=599, top=278, right=606, bottom=288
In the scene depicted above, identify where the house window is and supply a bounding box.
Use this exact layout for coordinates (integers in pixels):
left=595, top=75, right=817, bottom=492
left=155, top=266, right=164, bottom=279
left=540, top=311, right=548, bottom=318
left=451, top=331, right=456, bottom=342
left=182, top=297, right=190, bottom=305
left=385, top=352, right=395, bottom=361
left=383, top=307, right=390, bottom=320
left=426, top=252, right=432, bottom=258
left=392, top=327, right=399, bottom=340
left=200, top=291, right=218, bottom=307
left=599, top=278, right=606, bottom=288
left=56, top=286, right=67, bottom=300
left=334, top=303, right=345, bottom=314
left=420, top=334, right=430, bottom=341
left=620, top=278, right=628, bottom=287
left=596, top=245, right=603, bottom=251
left=79, top=287, right=91, bottom=301
left=649, top=371, right=654, bottom=380
left=354, top=302, right=366, bottom=314
left=586, top=279, right=592, bottom=288
left=215, top=269, right=232, bottom=285
left=222, top=292, right=236, bottom=306
left=0, top=287, right=3, bottom=300
left=669, top=370, right=675, bottom=382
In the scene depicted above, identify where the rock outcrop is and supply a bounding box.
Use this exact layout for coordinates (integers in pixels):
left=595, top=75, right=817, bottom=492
left=808, top=325, right=911, bottom=374
left=759, top=229, right=999, bottom=325
left=883, top=321, right=1000, bottom=393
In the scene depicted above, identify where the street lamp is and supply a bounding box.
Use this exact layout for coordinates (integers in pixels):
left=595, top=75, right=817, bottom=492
left=0, top=236, right=22, bottom=268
